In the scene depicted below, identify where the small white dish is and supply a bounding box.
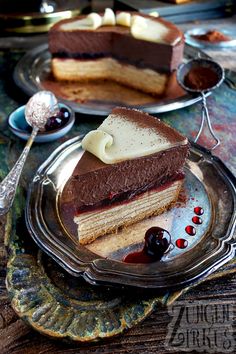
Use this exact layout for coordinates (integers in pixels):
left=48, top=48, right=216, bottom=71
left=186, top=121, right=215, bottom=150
left=8, top=102, right=75, bottom=143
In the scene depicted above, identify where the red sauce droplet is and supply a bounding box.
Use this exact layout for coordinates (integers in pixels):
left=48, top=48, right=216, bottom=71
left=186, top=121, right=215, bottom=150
left=192, top=216, right=203, bottom=224
left=176, top=238, right=188, bottom=249
left=123, top=250, right=153, bottom=264
left=194, top=206, right=204, bottom=215
left=123, top=227, right=171, bottom=264
left=185, top=225, right=196, bottom=236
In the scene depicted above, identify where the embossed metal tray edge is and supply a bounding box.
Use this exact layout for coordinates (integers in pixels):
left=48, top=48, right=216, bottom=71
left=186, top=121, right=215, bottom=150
left=25, top=137, right=236, bottom=289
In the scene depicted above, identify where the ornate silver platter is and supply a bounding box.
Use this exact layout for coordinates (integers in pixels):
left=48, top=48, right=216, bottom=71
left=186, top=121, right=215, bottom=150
left=25, top=136, right=236, bottom=289
left=14, top=44, right=209, bottom=116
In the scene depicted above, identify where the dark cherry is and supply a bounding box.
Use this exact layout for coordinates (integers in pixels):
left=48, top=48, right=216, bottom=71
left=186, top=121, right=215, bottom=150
left=45, top=116, right=63, bottom=131
left=176, top=238, right=188, bottom=249
left=123, top=227, right=171, bottom=264
left=192, top=216, right=202, bottom=224
left=59, top=107, right=70, bottom=121
left=185, top=225, right=196, bottom=236
left=194, top=206, right=204, bottom=215
left=44, top=108, right=71, bottom=132
left=144, top=227, right=171, bottom=258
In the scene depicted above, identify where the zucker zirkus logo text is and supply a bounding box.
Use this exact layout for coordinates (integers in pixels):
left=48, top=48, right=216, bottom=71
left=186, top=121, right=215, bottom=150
left=165, top=300, right=235, bottom=352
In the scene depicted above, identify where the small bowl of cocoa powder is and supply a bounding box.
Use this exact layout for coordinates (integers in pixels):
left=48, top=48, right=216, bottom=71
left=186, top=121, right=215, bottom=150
left=185, top=27, right=236, bottom=50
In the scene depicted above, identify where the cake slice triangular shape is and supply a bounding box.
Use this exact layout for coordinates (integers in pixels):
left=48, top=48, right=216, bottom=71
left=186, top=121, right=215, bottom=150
left=61, top=107, right=189, bottom=244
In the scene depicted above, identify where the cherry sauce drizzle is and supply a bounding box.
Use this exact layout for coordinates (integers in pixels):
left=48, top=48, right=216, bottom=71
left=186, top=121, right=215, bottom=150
left=123, top=227, right=171, bottom=264
left=123, top=206, right=204, bottom=261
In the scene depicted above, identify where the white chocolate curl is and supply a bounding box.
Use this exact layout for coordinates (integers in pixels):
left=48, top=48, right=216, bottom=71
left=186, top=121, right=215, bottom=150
left=116, top=12, right=131, bottom=27
left=87, top=13, right=103, bottom=29
left=61, top=13, right=102, bottom=30
left=131, top=15, right=168, bottom=43
left=102, top=8, right=116, bottom=26
left=82, top=113, right=188, bottom=164
left=149, top=11, right=159, bottom=17
left=82, top=130, right=114, bottom=163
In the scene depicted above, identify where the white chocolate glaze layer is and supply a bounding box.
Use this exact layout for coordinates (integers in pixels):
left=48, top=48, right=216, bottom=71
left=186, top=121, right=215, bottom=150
left=82, top=110, right=188, bottom=164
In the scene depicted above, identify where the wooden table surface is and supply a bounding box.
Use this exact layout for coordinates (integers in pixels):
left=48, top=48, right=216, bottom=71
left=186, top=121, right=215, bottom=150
left=0, top=9, right=236, bottom=354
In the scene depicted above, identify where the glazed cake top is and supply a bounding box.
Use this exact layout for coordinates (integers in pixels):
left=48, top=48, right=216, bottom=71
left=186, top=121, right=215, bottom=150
left=82, top=107, right=188, bottom=164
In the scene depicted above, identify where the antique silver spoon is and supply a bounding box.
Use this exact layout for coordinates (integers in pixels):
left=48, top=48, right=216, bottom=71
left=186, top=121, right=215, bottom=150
left=0, top=91, right=59, bottom=216
left=177, top=58, right=224, bottom=150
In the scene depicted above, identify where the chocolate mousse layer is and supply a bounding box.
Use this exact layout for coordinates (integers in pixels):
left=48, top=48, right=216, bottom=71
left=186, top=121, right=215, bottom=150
left=61, top=144, right=189, bottom=215
left=49, top=13, right=184, bottom=72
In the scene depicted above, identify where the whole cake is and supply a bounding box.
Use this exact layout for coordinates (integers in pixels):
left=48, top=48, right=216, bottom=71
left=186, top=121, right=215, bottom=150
left=61, top=107, right=189, bottom=245
left=48, top=9, right=184, bottom=96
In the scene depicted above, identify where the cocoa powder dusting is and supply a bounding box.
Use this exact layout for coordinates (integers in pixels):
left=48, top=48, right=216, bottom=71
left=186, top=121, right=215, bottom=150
left=192, top=30, right=231, bottom=43
left=184, top=66, right=219, bottom=90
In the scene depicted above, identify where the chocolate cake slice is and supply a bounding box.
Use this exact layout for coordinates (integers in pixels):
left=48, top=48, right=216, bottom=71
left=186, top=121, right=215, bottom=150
left=48, top=9, right=184, bottom=96
left=61, top=107, right=189, bottom=245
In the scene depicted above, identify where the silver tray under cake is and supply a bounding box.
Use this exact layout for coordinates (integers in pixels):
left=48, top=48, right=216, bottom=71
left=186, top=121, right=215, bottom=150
left=25, top=136, right=236, bottom=289
left=14, top=44, right=210, bottom=116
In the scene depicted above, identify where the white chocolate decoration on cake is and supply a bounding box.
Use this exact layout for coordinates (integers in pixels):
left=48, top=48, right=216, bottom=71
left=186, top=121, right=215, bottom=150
left=60, top=8, right=174, bottom=44
left=116, top=12, right=131, bottom=27
left=102, top=8, right=116, bottom=26
left=131, top=15, right=169, bottom=44
left=61, top=12, right=102, bottom=31
left=149, top=11, right=159, bottom=18
left=82, top=111, right=188, bottom=164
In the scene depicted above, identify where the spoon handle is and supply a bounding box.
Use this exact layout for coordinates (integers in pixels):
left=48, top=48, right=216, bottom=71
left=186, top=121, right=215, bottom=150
left=0, top=127, right=38, bottom=216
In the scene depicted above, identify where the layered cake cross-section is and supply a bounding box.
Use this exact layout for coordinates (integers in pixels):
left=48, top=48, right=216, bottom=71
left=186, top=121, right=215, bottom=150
left=61, top=108, right=189, bottom=245
left=48, top=9, right=184, bottom=96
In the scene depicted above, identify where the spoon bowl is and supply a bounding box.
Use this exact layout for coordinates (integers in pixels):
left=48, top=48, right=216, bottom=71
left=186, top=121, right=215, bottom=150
left=0, top=90, right=61, bottom=215
left=25, top=90, right=59, bottom=130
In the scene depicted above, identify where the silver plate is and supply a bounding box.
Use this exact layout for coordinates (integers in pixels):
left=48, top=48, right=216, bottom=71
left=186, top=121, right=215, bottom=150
left=14, top=43, right=209, bottom=116
left=25, top=136, right=236, bottom=289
